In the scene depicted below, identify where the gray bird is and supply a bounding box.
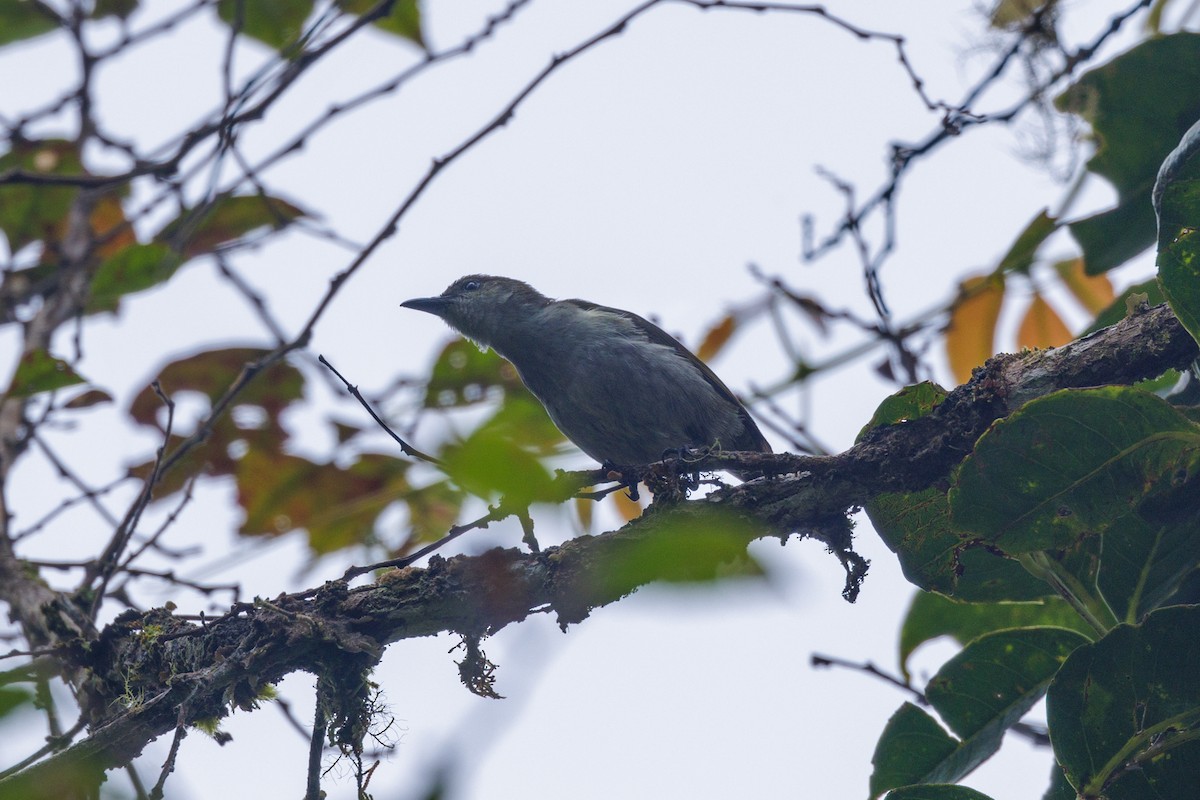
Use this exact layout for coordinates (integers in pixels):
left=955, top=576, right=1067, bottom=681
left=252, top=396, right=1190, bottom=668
left=401, top=275, right=771, bottom=469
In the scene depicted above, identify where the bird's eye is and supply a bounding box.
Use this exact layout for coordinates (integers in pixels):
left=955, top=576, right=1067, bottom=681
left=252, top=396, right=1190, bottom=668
left=463, top=280, right=480, bottom=292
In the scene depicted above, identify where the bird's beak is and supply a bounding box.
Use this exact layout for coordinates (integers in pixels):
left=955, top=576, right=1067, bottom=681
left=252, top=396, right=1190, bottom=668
left=401, top=296, right=451, bottom=317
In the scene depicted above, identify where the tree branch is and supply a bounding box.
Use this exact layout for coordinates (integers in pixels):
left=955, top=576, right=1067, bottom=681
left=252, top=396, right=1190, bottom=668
left=1, top=304, right=1193, bottom=795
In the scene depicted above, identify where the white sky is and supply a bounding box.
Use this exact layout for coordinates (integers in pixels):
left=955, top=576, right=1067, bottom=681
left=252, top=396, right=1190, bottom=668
left=0, top=1, right=1168, bottom=798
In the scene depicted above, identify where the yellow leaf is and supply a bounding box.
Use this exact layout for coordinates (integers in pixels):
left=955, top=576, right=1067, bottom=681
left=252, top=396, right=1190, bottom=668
left=946, top=274, right=1006, bottom=384
left=1017, top=293, right=1073, bottom=350
left=575, top=495, right=594, bottom=534
left=696, top=315, right=737, bottom=362
left=1053, top=257, right=1115, bottom=316
left=613, top=488, right=644, bottom=521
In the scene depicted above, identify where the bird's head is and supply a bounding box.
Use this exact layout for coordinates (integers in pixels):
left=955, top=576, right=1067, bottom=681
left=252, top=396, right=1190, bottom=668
left=401, top=274, right=548, bottom=349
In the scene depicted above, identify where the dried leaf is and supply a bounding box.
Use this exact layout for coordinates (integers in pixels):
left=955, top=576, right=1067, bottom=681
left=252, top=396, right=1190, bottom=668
left=945, top=274, right=1006, bottom=384
left=1017, top=294, right=1074, bottom=349
left=696, top=315, right=737, bottom=362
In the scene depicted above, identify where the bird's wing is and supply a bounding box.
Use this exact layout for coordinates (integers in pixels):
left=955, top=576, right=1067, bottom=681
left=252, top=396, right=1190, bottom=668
left=562, top=299, right=771, bottom=453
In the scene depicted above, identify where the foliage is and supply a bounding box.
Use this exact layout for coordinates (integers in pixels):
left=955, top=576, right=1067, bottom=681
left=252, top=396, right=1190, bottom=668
left=0, top=2, right=1198, bottom=800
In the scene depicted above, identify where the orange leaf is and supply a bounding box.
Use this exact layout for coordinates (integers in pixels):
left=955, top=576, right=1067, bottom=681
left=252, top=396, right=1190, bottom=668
left=946, top=274, right=1006, bottom=384
left=1053, top=257, right=1115, bottom=316
left=613, top=488, right=644, bottom=521
left=1017, top=293, right=1073, bottom=350
left=575, top=495, right=594, bottom=534
left=88, top=194, right=137, bottom=259
left=696, top=315, right=737, bottom=362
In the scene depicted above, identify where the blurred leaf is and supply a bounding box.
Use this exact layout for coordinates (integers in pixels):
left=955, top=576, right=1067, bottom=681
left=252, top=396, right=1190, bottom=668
left=6, top=349, right=86, bottom=397
left=0, top=687, right=31, bottom=718
left=215, top=0, right=314, bottom=50
left=0, top=140, right=83, bottom=251
left=594, top=507, right=765, bottom=594
left=62, top=387, right=113, bottom=409
left=899, top=591, right=1094, bottom=680
left=1153, top=117, right=1200, bottom=347
left=129, top=347, right=303, bottom=430
left=88, top=242, right=183, bottom=311
left=989, top=0, right=1053, bottom=30
left=925, top=627, right=1087, bottom=746
left=158, top=194, right=306, bottom=259
left=440, top=426, right=555, bottom=505
left=1052, top=257, right=1114, bottom=316
left=869, top=703, right=970, bottom=798
left=127, top=348, right=305, bottom=500
left=696, top=314, right=736, bottom=362
left=85, top=193, right=137, bottom=259
left=339, top=0, right=423, bottom=46
left=863, top=384, right=1049, bottom=603
left=1047, top=605, right=1200, bottom=798
left=946, top=274, right=1005, bottom=384
left=950, top=387, right=1200, bottom=554
left=574, top=494, right=594, bottom=533
left=329, top=417, right=366, bottom=444
left=423, top=338, right=524, bottom=408
left=1081, top=277, right=1164, bottom=335
left=1056, top=33, right=1200, bottom=274
left=612, top=487, right=644, bottom=522
left=238, top=450, right=409, bottom=554
left=92, top=0, right=139, bottom=19
left=0, top=0, right=57, bottom=45
left=480, top=393, right=564, bottom=454
left=998, top=209, right=1058, bottom=275
left=1016, top=294, right=1072, bottom=350
left=400, top=479, right=464, bottom=547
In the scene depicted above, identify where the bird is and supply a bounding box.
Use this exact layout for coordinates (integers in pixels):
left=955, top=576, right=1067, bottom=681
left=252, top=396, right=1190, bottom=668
left=401, top=275, right=771, bottom=472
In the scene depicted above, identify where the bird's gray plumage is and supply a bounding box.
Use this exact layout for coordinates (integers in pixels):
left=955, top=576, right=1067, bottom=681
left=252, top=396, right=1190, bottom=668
left=401, top=275, right=771, bottom=467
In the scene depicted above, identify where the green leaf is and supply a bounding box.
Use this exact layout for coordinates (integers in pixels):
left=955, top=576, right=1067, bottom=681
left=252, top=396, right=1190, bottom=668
left=338, top=0, right=423, bottom=46
left=1153, top=117, right=1200, bottom=347
left=597, top=506, right=767, bottom=593
left=0, top=687, right=31, bottom=718
left=88, top=242, right=183, bottom=311
left=949, top=387, right=1200, bottom=554
left=869, top=703, right=973, bottom=798
left=440, top=425, right=555, bottom=504
left=868, top=489, right=1053, bottom=603
left=1042, top=759, right=1075, bottom=800
left=1047, top=605, right=1200, bottom=799
left=6, top=349, right=86, bottom=397
left=997, top=209, right=1058, bottom=275
left=857, top=381, right=949, bottom=439
left=1095, top=496, right=1200, bottom=623
left=0, top=140, right=83, bottom=252
left=399, top=479, right=465, bottom=548
left=92, top=0, right=138, bottom=19
left=157, top=194, right=306, bottom=258
left=423, top=338, right=526, bottom=408
left=1056, top=33, right=1200, bottom=274
left=215, top=0, right=314, bottom=51
left=885, top=787, right=997, bottom=800
left=899, top=591, right=1094, bottom=680
left=925, top=627, right=1087, bottom=763
left=0, top=0, right=58, bottom=46
left=862, top=384, right=1050, bottom=602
